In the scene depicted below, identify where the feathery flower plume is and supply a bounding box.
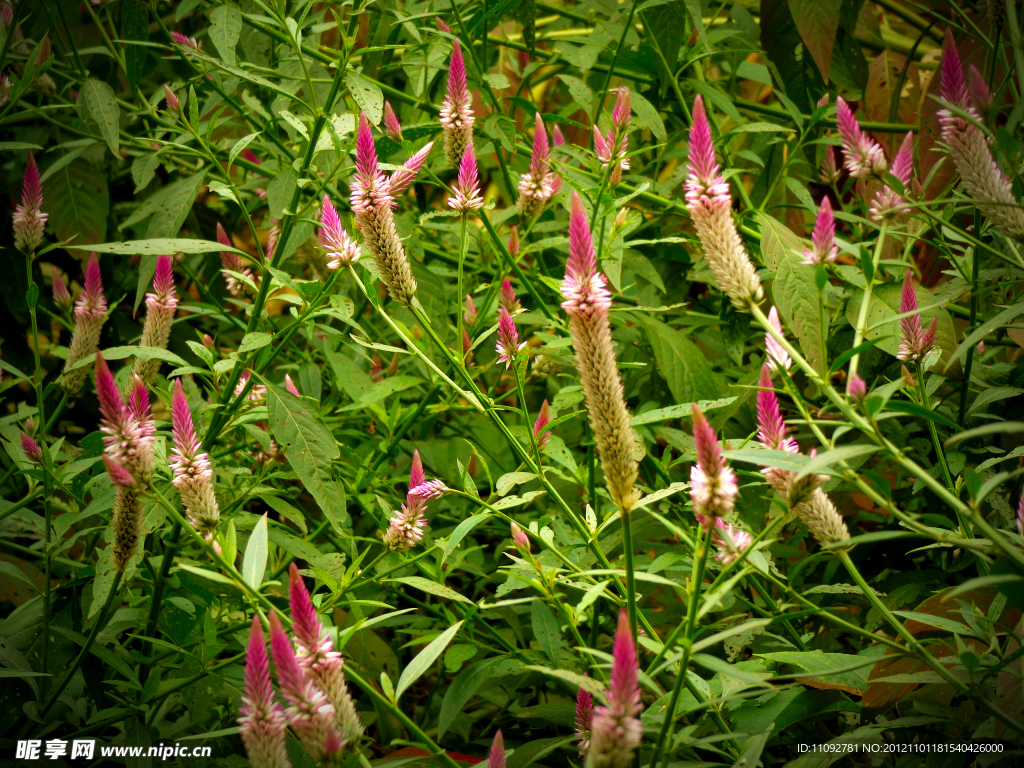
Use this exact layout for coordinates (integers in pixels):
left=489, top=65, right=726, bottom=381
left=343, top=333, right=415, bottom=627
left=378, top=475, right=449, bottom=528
left=13, top=152, right=47, bottom=254
left=500, top=277, right=520, bottom=313
left=351, top=113, right=418, bottom=306
left=239, top=617, right=290, bottom=768
left=170, top=379, right=220, bottom=536
left=517, top=113, right=555, bottom=220
left=835, top=96, right=887, bottom=179
left=382, top=450, right=430, bottom=551
left=507, top=226, right=520, bottom=259
left=819, top=146, right=842, bottom=185
left=111, top=484, right=143, bottom=571
left=21, top=431, right=42, bottom=464
left=388, top=141, right=433, bottom=200
left=1017, top=490, right=1024, bottom=537
left=684, top=96, right=763, bottom=310
left=170, top=31, right=201, bottom=50
left=794, top=489, right=850, bottom=548
left=488, top=731, right=506, bottom=768
left=611, top=88, right=631, bottom=135
left=409, top=479, right=450, bottom=500
left=870, top=131, right=915, bottom=221
left=592, top=89, right=631, bottom=185
left=533, top=400, right=551, bottom=448
left=550, top=126, right=565, bottom=194
left=62, top=255, right=107, bottom=393
left=268, top=613, right=339, bottom=763
left=938, top=31, right=1024, bottom=242
left=510, top=521, right=530, bottom=552
left=689, top=405, right=737, bottom=519
left=435, top=17, right=451, bottom=33
left=164, top=85, right=180, bottom=112
left=133, top=255, right=178, bottom=385
left=707, top=518, right=752, bottom=565
left=285, top=374, right=300, bottom=396
left=36, top=35, right=51, bottom=65
left=967, top=64, right=992, bottom=115
left=588, top=611, right=642, bottom=768
left=448, top=146, right=484, bottom=212
left=764, top=306, right=793, bottom=372
left=319, top=195, right=360, bottom=269
left=464, top=294, right=478, bottom=323
left=0, top=2, right=12, bottom=32
left=52, top=274, right=71, bottom=311
left=847, top=371, right=867, bottom=402
left=218, top=222, right=254, bottom=297
left=383, top=101, right=403, bottom=142
left=804, top=197, right=838, bottom=265
left=756, top=365, right=799, bottom=494
left=102, top=455, right=135, bottom=487
left=575, top=686, right=593, bottom=758
left=128, top=375, right=155, bottom=439
left=896, top=269, right=938, bottom=362
left=495, top=307, right=526, bottom=368
left=440, top=39, right=474, bottom=166
left=289, top=564, right=362, bottom=745
left=561, top=192, right=639, bottom=511
left=96, top=353, right=155, bottom=486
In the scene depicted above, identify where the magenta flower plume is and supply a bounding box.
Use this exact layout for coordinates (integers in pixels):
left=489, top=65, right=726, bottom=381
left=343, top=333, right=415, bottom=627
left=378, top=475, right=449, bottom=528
left=847, top=371, right=867, bottom=402
left=589, top=611, right=642, bottom=768
left=448, top=146, right=484, bottom=213
left=436, top=17, right=451, bottom=32
left=689, top=405, right=737, bottom=519
left=709, top=518, right=752, bottom=565
left=133, top=255, right=178, bottom=385
left=239, top=617, right=290, bottom=768
left=129, top=376, right=155, bottom=439
left=21, top=431, right=42, bottom=464
left=765, top=306, right=792, bottom=372
left=163, top=84, right=180, bottom=112
left=517, top=113, right=555, bottom=220
left=409, top=449, right=425, bottom=492
left=967, top=64, right=992, bottom=114
left=170, top=379, right=220, bottom=536
left=938, top=32, right=1024, bottom=242
left=13, top=152, right=47, bottom=255
left=684, top=96, right=763, bottom=310
left=510, top=521, right=530, bottom=551
left=285, top=374, right=300, bottom=396
left=103, top=455, right=135, bottom=487
left=465, top=294, right=478, bottom=323
left=62, top=255, right=107, bottom=394
left=870, top=131, right=915, bottom=221
left=440, top=38, right=475, bottom=166
left=170, top=31, right=200, bottom=50
left=804, top=197, right=838, bottom=265
left=383, top=449, right=431, bottom=551
left=575, top=686, right=593, bottom=758
left=52, top=274, right=71, bottom=310
left=500, top=277, right=520, bottom=313
left=495, top=307, right=526, bottom=369
left=319, top=195, right=360, bottom=269
left=561, top=192, right=639, bottom=511
left=383, top=101, right=403, bottom=142
left=0, top=2, right=12, bottom=29
left=96, top=353, right=154, bottom=486
left=611, top=88, right=631, bottom=134
left=351, top=113, right=418, bottom=306
left=550, top=125, right=565, bottom=194
left=835, top=96, right=887, bottom=179
left=508, top=226, right=520, bottom=259
left=1017, top=490, right=1024, bottom=537
left=388, top=141, right=434, bottom=201
left=533, top=400, right=551, bottom=449
left=593, top=124, right=628, bottom=185
left=819, top=146, right=841, bottom=185
left=410, top=479, right=451, bottom=500
left=756, top=364, right=798, bottom=493
left=488, top=731, right=506, bottom=768
left=897, top=269, right=937, bottom=362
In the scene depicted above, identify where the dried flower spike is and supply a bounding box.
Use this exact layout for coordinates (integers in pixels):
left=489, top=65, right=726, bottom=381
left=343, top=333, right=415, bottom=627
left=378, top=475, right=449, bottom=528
left=52, top=273, right=72, bottom=310
left=440, top=38, right=474, bottom=166
left=62, top=255, right=107, bottom=393
left=13, top=152, right=47, bottom=255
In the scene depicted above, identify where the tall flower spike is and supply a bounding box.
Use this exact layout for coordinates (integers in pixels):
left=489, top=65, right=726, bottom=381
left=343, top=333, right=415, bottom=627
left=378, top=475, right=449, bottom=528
left=709, top=518, right=752, bottom=565
left=756, top=365, right=798, bottom=494
left=495, top=307, right=526, bottom=369
left=967, top=64, right=992, bottom=115
left=95, top=353, right=154, bottom=485
left=388, top=141, right=434, bottom=200
left=684, top=96, right=764, bottom=310
left=611, top=88, right=631, bottom=135
left=939, top=31, right=1024, bottom=242
left=383, top=449, right=430, bottom=551
left=820, top=145, right=842, bottom=185
left=500, top=277, right=520, bottom=313
left=897, top=269, right=938, bottom=362
left=239, top=617, right=291, bottom=768
left=440, top=38, right=475, bottom=166
left=129, top=375, right=155, bottom=439
left=164, top=85, right=180, bottom=112
left=448, top=147, right=484, bottom=213
left=62, top=255, right=107, bottom=393
left=561, top=192, right=639, bottom=512
left=488, top=731, right=506, bottom=768
left=517, top=113, right=555, bottom=220
left=765, top=306, right=793, bottom=372
left=52, top=274, right=71, bottom=311
left=320, top=195, right=360, bottom=269
left=170, top=379, right=220, bottom=536
left=133, top=255, right=178, bottom=385
left=575, top=686, right=593, bottom=758
left=21, top=431, right=42, bottom=464
left=689, top=405, right=738, bottom=519
left=835, top=96, right=887, bottom=179
left=804, top=197, right=838, bottom=265
left=383, top=101, right=403, bottom=142
left=351, top=113, right=418, bottom=306
left=13, top=152, right=47, bottom=255
left=588, top=611, right=642, bottom=768
left=533, top=400, right=551, bottom=449
left=870, top=131, right=915, bottom=221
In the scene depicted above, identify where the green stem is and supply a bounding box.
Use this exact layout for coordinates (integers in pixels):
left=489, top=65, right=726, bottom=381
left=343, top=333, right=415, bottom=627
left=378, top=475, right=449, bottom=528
left=139, top=522, right=182, bottom=683
left=620, top=508, right=638, bottom=642
left=597, top=0, right=639, bottom=109
left=849, top=221, right=888, bottom=380
left=479, top=210, right=558, bottom=322
left=915, top=362, right=955, bottom=492
left=958, top=214, right=982, bottom=427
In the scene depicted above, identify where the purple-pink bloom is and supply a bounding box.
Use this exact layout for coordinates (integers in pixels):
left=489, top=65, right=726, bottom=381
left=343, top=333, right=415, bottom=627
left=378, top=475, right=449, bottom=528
left=819, top=145, right=841, bottom=185
left=388, top=141, right=433, bottom=201
left=62, top=254, right=107, bottom=393
left=435, top=17, right=451, bottom=33
left=285, top=374, right=300, bottom=396
left=383, top=449, right=430, bottom=551
left=464, top=294, right=478, bottom=323
left=836, top=96, right=887, bottom=179
left=897, top=269, right=938, bottom=362
left=708, top=518, right=752, bottom=565
left=847, top=371, right=867, bottom=402
left=103, top=455, right=135, bottom=487
left=239, top=617, right=290, bottom=768
left=765, top=306, right=792, bottom=372
left=383, top=101, right=403, bottom=142
left=488, top=731, right=506, bottom=768
left=756, top=365, right=799, bottom=493
left=689, top=405, right=737, bottom=519
left=134, top=255, right=178, bottom=385
left=13, top=152, right=47, bottom=255
left=52, top=274, right=71, bottom=310
left=164, top=84, right=180, bottom=112
left=803, top=197, right=838, bottom=265
left=870, top=131, right=915, bottom=221
left=967, top=64, right=992, bottom=114
left=21, top=431, right=42, bottom=464
left=588, top=610, right=642, bottom=768
left=517, top=113, right=555, bottom=220
left=495, top=307, right=526, bottom=369
left=95, top=353, right=154, bottom=485
left=409, top=479, right=450, bottom=500
left=319, top=195, right=360, bottom=268
left=500, top=277, right=519, bottom=313
left=507, top=226, right=520, bottom=259
left=510, top=521, right=530, bottom=551
left=170, top=379, right=220, bottom=536
left=575, top=685, right=593, bottom=758
left=533, top=400, right=551, bottom=448
left=170, top=31, right=201, bottom=50
left=550, top=125, right=565, bottom=194
left=440, top=38, right=474, bottom=166
left=611, top=88, right=631, bottom=135
left=448, top=146, right=484, bottom=213
left=1017, top=491, right=1024, bottom=537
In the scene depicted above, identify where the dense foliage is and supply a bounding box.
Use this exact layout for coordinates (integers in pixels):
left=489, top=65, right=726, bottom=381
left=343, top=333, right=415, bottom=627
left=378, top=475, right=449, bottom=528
left=4, top=0, right=1024, bottom=765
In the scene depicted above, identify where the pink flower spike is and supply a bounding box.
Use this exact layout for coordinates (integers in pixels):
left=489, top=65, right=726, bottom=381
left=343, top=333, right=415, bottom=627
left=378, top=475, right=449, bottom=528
left=164, top=84, right=180, bottom=112
left=967, top=64, right=992, bottom=113
left=533, top=400, right=551, bottom=448
left=552, top=125, right=565, bottom=147
left=891, top=131, right=915, bottom=189
left=757, top=364, right=787, bottom=450
left=820, top=146, right=841, bottom=184
left=409, top=450, right=425, bottom=498
left=241, top=148, right=261, bottom=166
left=103, top=455, right=136, bottom=487
left=510, top=521, right=530, bottom=551
left=319, top=195, right=360, bottom=268
left=689, top=404, right=737, bottom=519
left=588, top=611, right=642, bottom=768
left=170, top=31, right=200, bottom=50
left=128, top=376, right=153, bottom=436
left=153, top=254, right=175, bottom=299
left=508, top=226, right=520, bottom=258
left=710, top=518, right=752, bottom=565
left=765, top=306, right=793, bottom=372
left=289, top=562, right=324, bottom=655
left=500, top=278, right=519, bottom=313
left=897, top=269, right=936, bottom=362
left=836, top=96, right=888, bottom=179
left=440, top=38, right=475, bottom=165
left=170, top=378, right=219, bottom=533
left=1017, top=491, right=1024, bottom=537
left=575, top=686, right=593, bottom=757
left=285, top=374, right=300, bottom=396
left=239, top=617, right=289, bottom=768
left=0, top=3, right=12, bottom=28
left=804, top=197, right=838, bottom=265
left=611, top=88, right=631, bottom=134
left=488, top=731, right=506, bottom=768
left=37, top=35, right=51, bottom=64
left=517, top=114, right=555, bottom=219
left=940, top=29, right=969, bottom=108
left=448, top=147, right=484, bottom=212
left=464, top=294, right=478, bottom=323
left=62, top=255, right=107, bottom=393
left=561, top=192, right=611, bottom=315
left=389, top=141, right=433, bottom=200
left=847, top=371, right=867, bottom=402
left=95, top=353, right=128, bottom=428
left=529, top=112, right=550, bottom=176
left=21, top=431, right=42, bottom=463
left=216, top=221, right=239, bottom=266
left=685, top=96, right=719, bottom=194
left=356, top=112, right=379, bottom=184
left=495, top=307, right=525, bottom=369
left=592, top=124, right=611, bottom=162
left=13, top=152, right=47, bottom=254
left=436, top=17, right=451, bottom=33
left=383, top=101, right=403, bottom=142
left=52, top=274, right=71, bottom=310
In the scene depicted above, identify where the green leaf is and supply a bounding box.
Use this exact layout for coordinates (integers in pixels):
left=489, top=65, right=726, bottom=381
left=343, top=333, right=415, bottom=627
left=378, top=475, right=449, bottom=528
left=441, top=513, right=491, bottom=565
left=239, top=332, right=274, bottom=353
left=121, top=0, right=149, bottom=95
left=557, top=74, right=594, bottom=116
left=531, top=601, right=569, bottom=664
left=242, top=513, right=269, bottom=590
left=82, top=79, right=121, bottom=158
left=722, top=447, right=811, bottom=473
left=51, top=627, right=140, bottom=687
left=635, top=315, right=719, bottom=405
left=346, top=72, right=384, bottom=124
left=43, top=158, right=109, bottom=245
left=945, top=302, right=1024, bottom=372
left=788, top=0, right=841, bottom=82
left=228, top=132, right=261, bottom=170
left=209, top=4, right=242, bottom=66
left=438, top=657, right=525, bottom=738
left=945, top=422, right=1024, bottom=446
left=630, top=89, right=666, bottom=143
left=67, top=238, right=247, bottom=256
left=394, top=621, right=464, bottom=701
left=631, top=397, right=738, bottom=426
left=891, top=611, right=974, bottom=635
left=757, top=650, right=875, bottom=692
left=796, top=444, right=877, bottom=478
left=175, top=563, right=240, bottom=588
left=386, top=576, right=474, bottom=604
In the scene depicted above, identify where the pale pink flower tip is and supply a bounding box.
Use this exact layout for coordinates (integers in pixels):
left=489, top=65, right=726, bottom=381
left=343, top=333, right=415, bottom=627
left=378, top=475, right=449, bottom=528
left=757, top=364, right=787, bottom=450
left=83, top=255, right=104, bottom=307
left=500, top=278, right=519, bottom=313
left=52, top=274, right=71, bottom=310
left=561, top=192, right=611, bottom=315
left=289, top=562, right=322, bottom=653
left=103, top=455, right=136, bottom=487
left=388, top=141, right=433, bottom=200
left=285, top=374, right=300, bottom=396
left=488, top=730, right=506, bottom=768
left=449, top=147, right=483, bottom=212
left=820, top=146, right=841, bottom=185
left=356, top=112, right=379, bottom=182
left=435, top=17, right=451, bottom=33
left=95, top=353, right=127, bottom=426
left=13, top=152, right=47, bottom=254
left=765, top=306, right=793, bottom=372
left=533, top=400, right=551, bottom=448
left=689, top=405, right=738, bottom=519
left=847, top=371, right=867, bottom=402
left=940, top=29, right=969, bottom=108
left=447, top=39, right=468, bottom=104
left=409, top=449, right=425, bottom=496
left=804, top=197, right=838, bottom=265
left=383, top=101, right=403, bottom=142
left=464, top=294, right=477, bottom=323
left=163, top=84, right=180, bottom=112
left=320, top=195, right=360, bottom=268
left=508, top=226, right=520, bottom=258
left=21, top=431, right=42, bottom=463
left=836, top=96, right=887, bottom=179
left=496, top=308, right=525, bottom=369
left=510, top=521, right=530, bottom=551
left=897, top=269, right=938, bottom=362
left=611, top=88, right=631, bottom=133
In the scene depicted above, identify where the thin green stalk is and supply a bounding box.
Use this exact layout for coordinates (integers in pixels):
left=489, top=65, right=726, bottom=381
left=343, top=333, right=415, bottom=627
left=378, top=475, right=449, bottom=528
left=849, top=222, right=888, bottom=380
left=915, top=362, right=955, bottom=491
left=597, top=0, right=640, bottom=109
left=457, top=216, right=470, bottom=363
left=958, top=215, right=982, bottom=427
left=139, top=522, right=182, bottom=683
left=620, top=508, right=638, bottom=642
left=480, top=207, right=559, bottom=323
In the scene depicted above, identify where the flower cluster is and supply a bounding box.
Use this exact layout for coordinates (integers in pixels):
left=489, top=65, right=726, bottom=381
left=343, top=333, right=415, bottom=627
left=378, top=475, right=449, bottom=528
left=869, top=131, right=916, bottom=222
left=440, top=38, right=474, bottom=166
left=61, top=254, right=108, bottom=394
left=835, top=96, right=887, bottom=179
left=496, top=307, right=526, bottom=369
left=13, top=152, right=47, bottom=255
left=448, top=147, right=484, bottom=213
left=587, top=611, right=643, bottom=768
left=896, top=269, right=938, bottom=363
left=319, top=196, right=360, bottom=269
left=382, top=450, right=438, bottom=551
left=803, top=197, right=838, bottom=265
left=517, top=114, right=556, bottom=220
left=169, top=380, right=220, bottom=537
left=593, top=88, right=631, bottom=185
left=217, top=222, right=255, bottom=297
left=689, top=405, right=738, bottom=519
left=133, top=255, right=179, bottom=385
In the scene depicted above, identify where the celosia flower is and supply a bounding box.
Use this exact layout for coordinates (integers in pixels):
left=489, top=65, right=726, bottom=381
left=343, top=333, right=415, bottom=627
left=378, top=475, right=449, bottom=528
left=319, top=195, right=360, bottom=269
left=351, top=113, right=418, bottom=306
left=500, top=277, right=519, bottom=313
left=756, top=365, right=799, bottom=493
left=448, top=147, right=484, bottom=213
left=510, top=521, right=530, bottom=552
left=562, top=193, right=639, bottom=512
left=588, top=610, right=642, bottom=768
left=102, top=455, right=135, bottom=487
left=765, top=306, right=792, bottom=372
left=62, top=255, right=107, bottom=393
left=967, top=64, right=992, bottom=115
left=611, top=88, right=631, bottom=135
left=13, top=152, right=47, bottom=255
left=516, top=113, right=555, bottom=221
left=938, top=31, right=1024, bottom=242
left=689, top=405, right=737, bottom=519
left=495, top=307, right=526, bottom=368
left=409, top=479, right=450, bottom=500
left=1017, top=490, right=1024, bottom=537
left=533, top=400, right=551, bottom=448
left=133, top=255, right=178, bottom=385
left=382, top=450, right=430, bottom=551
left=285, top=374, right=300, bottom=396
left=52, top=274, right=71, bottom=311
left=440, top=38, right=474, bottom=166
left=464, top=294, right=478, bottom=323
left=575, top=686, right=593, bottom=758
left=508, top=226, right=520, bottom=259
left=95, top=353, right=154, bottom=486
left=268, top=613, right=339, bottom=763
left=289, top=564, right=363, bottom=745
left=847, top=371, right=867, bottom=402
left=170, top=379, right=220, bottom=536
left=37, top=35, right=52, bottom=65
left=388, top=142, right=433, bottom=201
left=785, top=458, right=827, bottom=508
left=684, top=96, right=764, bottom=310
left=239, top=616, right=290, bottom=768
left=129, top=375, right=155, bottom=439
left=435, top=17, right=451, bottom=33
left=488, top=731, right=505, bottom=768
left=0, top=2, right=12, bottom=33
left=870, top=131, right=915, bottom=221
left=170, top=31, right=201, bottom=50
left=836, top=96, right=887, bottom=179
left=593, top=89, right=631, bottom=185
left=235, top=370, right=267, bottom=403
left=707, top=517, right=752, bottom=565
left=794, top=489, right=850, bottom=548
left=217, top=222, right=254, bottom=298
left=819, top=145, right=842, bottom=185
left=803, top=197, right=838, bottom=265
left=897, top=269, right=938, bottom=362
left=383, top=101, right=403, bottom=142
left=164, top=85, right=180, bottom=112
left=21, top=431, right=42, bottom=464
